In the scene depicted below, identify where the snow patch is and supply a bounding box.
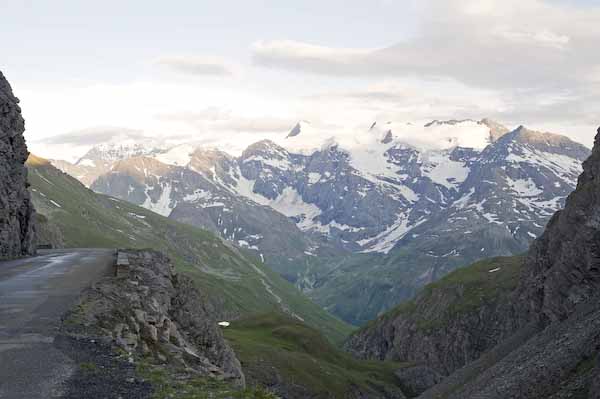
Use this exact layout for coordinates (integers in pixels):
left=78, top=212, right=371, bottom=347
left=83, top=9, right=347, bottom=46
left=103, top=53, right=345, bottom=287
left=155, top=144, right=195, bottom=167
left=359, top=214, right=426, bottom=254
left=421, top=151, right=470, bottom=189
left=142, top=184, right=174, bottom=217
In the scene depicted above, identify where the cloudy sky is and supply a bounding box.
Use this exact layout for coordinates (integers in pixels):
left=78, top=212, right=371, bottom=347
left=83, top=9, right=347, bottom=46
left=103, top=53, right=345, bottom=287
left=2, top=0, right=600, bottom=161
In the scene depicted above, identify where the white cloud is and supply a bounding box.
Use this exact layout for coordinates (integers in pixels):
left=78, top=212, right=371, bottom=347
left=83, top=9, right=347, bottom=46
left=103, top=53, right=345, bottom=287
left=38, top=127, right=148, bottom=146
left=156, top=55, right=235, bottom=76
left=251, top=0, right=600, bottom=91
left=252, top=40, right=376, bottom=75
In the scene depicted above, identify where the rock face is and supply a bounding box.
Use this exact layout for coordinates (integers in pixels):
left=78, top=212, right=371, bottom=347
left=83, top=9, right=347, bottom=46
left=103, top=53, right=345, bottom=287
left=515, top=128, right=600, bottom=325
left=0, top=71, right=35, bottom=259
left=66, top=250, right=245, bottom=386
left=352, top=127, right=600, bottom=398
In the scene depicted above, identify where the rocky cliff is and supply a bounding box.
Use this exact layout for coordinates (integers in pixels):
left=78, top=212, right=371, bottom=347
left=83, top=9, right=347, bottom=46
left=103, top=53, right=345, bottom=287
left=348, top=127, right=600, bottom=398
left=64, top=250, right=245, bottom=387
left=0, top=71, right=35, bottom=259
left=515, top=128, right=600, bottom=325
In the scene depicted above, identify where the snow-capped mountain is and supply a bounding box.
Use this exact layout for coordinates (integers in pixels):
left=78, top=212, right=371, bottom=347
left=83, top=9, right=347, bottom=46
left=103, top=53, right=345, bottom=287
left=55, top=119, right=590, bottom=324
left=53, top=142, right=166, bottom=186
left=309, top=124, right=589, bottom=324
left=89, top=152, right=343, bottom=278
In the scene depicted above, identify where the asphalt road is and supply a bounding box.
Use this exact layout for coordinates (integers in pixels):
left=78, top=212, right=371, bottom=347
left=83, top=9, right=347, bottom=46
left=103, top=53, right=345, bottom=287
left=0, top=249, right=115, bottom=399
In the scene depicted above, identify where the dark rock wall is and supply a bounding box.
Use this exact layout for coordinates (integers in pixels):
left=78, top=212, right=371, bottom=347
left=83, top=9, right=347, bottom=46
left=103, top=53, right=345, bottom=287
left=0, top=71, right=35, bottom=259
left=516, top=127, right=600, bottom=325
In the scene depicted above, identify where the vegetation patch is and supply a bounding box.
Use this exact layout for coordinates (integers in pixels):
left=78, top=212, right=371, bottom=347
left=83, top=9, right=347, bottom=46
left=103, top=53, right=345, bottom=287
left=357, top=256, right=525, bottom=336
left=137, top=361, right=277, bottom=399
left=224, top=313, right=407, bottom=398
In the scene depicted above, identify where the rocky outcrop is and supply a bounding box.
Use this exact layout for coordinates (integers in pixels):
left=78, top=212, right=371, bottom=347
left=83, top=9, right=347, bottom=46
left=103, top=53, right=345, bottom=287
left=0, top=71, right=35, bottom=259
left=65, top=250, right=244, bottom=386
left=394, top=366, right=443, bottom=397
left=419, top=302, right=600, bottom=399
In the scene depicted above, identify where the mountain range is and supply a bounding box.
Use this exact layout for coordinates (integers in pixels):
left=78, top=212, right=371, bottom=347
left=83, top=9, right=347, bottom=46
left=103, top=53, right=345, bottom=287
left=52, top=118, right=590, bottom=324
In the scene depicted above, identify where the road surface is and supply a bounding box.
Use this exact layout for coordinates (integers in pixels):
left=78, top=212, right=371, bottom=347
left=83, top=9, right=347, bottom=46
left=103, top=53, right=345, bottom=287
left=0, top=249, right=115, bottom=399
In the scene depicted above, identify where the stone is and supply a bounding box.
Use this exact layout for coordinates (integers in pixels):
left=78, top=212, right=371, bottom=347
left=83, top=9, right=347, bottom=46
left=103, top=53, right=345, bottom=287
left=394, top=366, right=443, bottom=397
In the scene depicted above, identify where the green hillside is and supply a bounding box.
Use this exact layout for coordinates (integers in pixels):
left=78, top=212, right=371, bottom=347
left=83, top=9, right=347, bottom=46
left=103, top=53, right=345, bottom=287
left=224, top=313, right=407, bottom=398
left=27, top=155, right=352, bottom=344
left=360, top=256, right=525, bottom=334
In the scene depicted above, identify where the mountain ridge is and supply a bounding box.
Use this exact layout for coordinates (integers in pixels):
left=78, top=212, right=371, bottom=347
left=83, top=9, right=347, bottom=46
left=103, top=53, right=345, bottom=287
left=52, top=119, right=591, bottom=324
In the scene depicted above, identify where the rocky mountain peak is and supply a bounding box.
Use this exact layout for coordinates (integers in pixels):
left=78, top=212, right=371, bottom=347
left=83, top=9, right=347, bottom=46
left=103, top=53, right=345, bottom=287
left=286, top=120, right=312, bottom=139
left=77, top=141, right=162, bottom=167
left=241, top=139, right=288, bottom=160
left=287, top=122, right=302, bottom=138
left=188, top=147, right=234, bottom=176
left=480, top=118, right=510, bottom=142
left=497, top=125, right=590, bottom=159
left=381, top=130, right=394, bottom=144
left=110, top=156, right=172, bottom=181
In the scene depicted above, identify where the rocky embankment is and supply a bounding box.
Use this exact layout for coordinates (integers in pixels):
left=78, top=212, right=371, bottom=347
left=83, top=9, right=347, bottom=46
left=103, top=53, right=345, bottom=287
left=0, top=71, right=35, bottom=259
left=347, top=127, right=600, bottom=398
left=64, top=250, right=245, bottom=388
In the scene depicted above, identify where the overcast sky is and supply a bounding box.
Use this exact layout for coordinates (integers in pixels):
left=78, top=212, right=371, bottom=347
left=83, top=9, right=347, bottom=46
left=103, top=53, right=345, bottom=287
left=2, top=0, right=600, bottom=160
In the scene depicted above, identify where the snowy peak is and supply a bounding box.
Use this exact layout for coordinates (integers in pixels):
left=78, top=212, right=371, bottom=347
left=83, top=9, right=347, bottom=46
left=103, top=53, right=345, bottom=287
left=188, top=147, right=234, bottom=172
left=367, top=121, right=396, bottom=145
left=242, top=139, right=289, bottom=162
left=109, top=156, right=173, bottom=182
left=153, top=143, right=196, bottom=167
left=287, top=122, right=302, bottom=138
left=365, top=119, right=494, bottom=151
left=504, top=126, right=590, bottom=159
left=424, top=119, right=476, bottom=128
left=285, top=120, right=313, bottom=138
left=77, top=142, right=162, bottom=167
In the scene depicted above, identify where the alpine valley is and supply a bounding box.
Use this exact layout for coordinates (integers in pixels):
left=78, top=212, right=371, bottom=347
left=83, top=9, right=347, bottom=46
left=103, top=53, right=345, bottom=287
left=52, top=119, right=590, bottom=325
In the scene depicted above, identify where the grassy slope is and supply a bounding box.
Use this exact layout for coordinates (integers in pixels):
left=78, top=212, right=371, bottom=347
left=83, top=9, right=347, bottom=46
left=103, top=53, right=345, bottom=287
left=27, top=155, right=352, bottom=344
left=224, top=313, right=406, bottom=398
left=358, top=256, right=525, bottom=334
